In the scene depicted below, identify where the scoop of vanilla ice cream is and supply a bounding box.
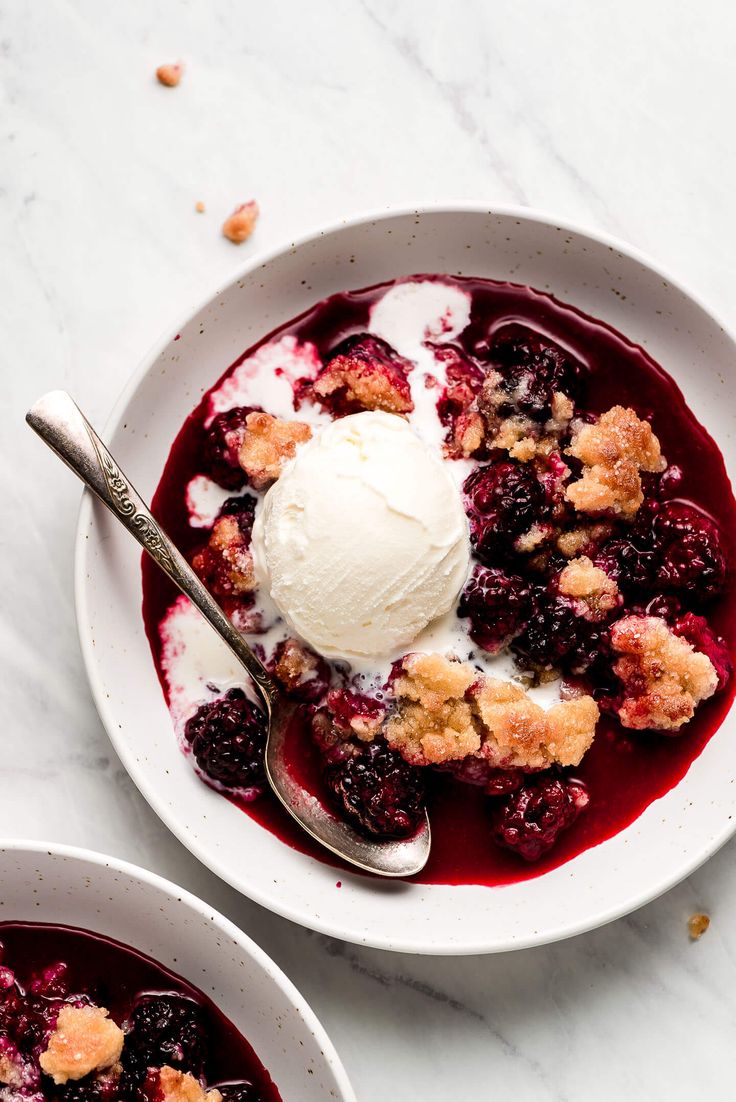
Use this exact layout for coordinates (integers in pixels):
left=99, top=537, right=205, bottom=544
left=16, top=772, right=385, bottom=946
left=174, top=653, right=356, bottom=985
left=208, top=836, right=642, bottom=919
left=251, top=411, right=470, bottom=662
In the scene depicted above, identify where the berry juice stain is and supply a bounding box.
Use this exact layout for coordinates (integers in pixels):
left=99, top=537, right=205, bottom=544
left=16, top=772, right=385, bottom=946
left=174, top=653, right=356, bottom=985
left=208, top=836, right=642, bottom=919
left=142, top=276, right=736, bottom=887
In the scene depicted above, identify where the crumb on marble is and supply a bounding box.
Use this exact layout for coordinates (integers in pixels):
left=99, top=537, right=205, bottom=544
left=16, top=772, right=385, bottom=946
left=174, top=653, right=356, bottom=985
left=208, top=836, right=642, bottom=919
left=222, top=201, right=259, bottom=244
left=156, top=63, right=183, bottom=87
left=688, top=913, right=710, bottom=940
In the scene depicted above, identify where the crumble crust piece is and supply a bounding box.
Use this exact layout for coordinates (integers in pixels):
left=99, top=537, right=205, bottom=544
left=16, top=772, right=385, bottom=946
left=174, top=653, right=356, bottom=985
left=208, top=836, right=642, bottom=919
left=156, top=63, right=182, bottom=87
left=477, top=374, right=574, bottom=462
left=688, top=913, right=710, bottom=940
left=39, top=1006, right=124, bottom=1085
left=156, top=1067, right=223, bottom=1102
left=558, top=555, right=620, bottom=619
left=515, top=522, right=553, bottom=554
left=313, top=355, right=413, bottom=415
left=237, top=411, right=311, bottom=489
left=0, top=1052, right=22, bottom=1088
left=447, top=409, right=485, bottom=458
left=565, top=406, right=665, bottom=517
left=222, top=201, right=259, bottom=245
left=556, top=522, right=614, bottom=559
left=385, top=653, right=598, bottom=769
left=473, top=678, right=599, bottom=770
left=610, top=615, right=718, bottom=730
left=192, top=515, right=256, bottom=598
left=386, top=653, right=479, bottom=765
left=273, top=638, right=316, bottom=690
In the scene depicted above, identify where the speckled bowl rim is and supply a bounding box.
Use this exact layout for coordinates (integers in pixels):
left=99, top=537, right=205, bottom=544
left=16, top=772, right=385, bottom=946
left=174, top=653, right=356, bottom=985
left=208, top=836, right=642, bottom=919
left=0, top=839, right=357, bottom=1101
left=74, top=201, right=736, bottom=954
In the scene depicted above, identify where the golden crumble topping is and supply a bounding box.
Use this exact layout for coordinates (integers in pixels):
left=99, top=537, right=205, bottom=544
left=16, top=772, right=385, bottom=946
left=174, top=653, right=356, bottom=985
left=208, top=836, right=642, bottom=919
left=556, top=522, right=615, bottom=559
left=156, top=1067, right=223, bottom=1102
left=688, top=913, right=710, bottom=940
left=192, top=515, right=256, bottom=598
left=314, top=356, right=413, bottom=415
left=385, top=653, right=598, bottom=769
left=473, top=678, right=598, bottom=770
left=549, top=391, right=575, bottom=428
left=39, top=1006, right=124, bottom=1085
left=392, top=652, right=476, bottom=709
left=478, top=373, right=574, bottom=462
left=610, top=615, right=718, bottom=730
left=558, top=555, right=620, bottom=619
left=0, top=1053, right=22, bottom=1087
left=386, top=653, right=479, bottom=765
left=346, top=708, right=385, bottom=742
left=237, top=411, right=311, bottom=489
left=273, top=638, right=319, bottom=692
left=446, top=409, right=486, bottom=458
left=565, top=406, right=665, bottom=517
left=487, top=413, right=557, bottom=462
left=515, top=522, right=553, bottom=554
left=222, top=201, right=259, bottom=245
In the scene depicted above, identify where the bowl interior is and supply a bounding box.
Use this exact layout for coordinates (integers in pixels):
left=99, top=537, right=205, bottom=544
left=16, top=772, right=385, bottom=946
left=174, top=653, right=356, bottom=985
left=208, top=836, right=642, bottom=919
left=0, top=845, right=354, bottom=1102
left=76, top=206, right=736, bottom=953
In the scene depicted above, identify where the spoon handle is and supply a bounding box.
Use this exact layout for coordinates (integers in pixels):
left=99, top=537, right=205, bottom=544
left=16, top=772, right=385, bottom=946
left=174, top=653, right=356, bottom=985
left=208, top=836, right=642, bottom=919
left=26, top=390, right=276, bottom=711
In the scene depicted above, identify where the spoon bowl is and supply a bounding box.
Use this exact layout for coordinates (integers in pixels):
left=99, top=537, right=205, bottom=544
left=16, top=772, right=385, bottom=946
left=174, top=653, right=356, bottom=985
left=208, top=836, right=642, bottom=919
left=26, top=390, right=431, bottom=879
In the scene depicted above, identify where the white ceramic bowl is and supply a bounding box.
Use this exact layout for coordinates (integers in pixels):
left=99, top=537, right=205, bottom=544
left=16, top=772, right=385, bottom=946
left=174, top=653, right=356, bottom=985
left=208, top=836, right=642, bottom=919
left=75, top=204, right=736, bottom=954
left=0, top=841, right=355, bottom=1101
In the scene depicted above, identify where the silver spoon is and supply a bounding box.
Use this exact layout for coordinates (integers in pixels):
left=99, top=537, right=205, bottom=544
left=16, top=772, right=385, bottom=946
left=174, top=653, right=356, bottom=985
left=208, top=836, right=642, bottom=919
left=26, top=390, right=431, bottom=877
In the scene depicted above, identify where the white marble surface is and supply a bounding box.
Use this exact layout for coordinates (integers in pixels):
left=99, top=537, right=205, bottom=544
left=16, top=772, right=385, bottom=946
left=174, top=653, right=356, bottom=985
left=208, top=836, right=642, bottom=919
left=3, top=0, right=736, bottom=1097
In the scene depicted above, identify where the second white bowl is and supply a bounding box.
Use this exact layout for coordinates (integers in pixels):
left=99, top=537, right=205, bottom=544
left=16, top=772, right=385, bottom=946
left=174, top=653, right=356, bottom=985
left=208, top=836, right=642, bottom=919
left=0, top=842, right=355, bottom=1102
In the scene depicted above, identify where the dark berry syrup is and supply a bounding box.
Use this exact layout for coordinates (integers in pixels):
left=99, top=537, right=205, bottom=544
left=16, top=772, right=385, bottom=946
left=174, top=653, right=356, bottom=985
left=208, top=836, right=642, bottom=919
left=142, top=276, right=736, bottom=887
left=0, top=922, right=281, bottom=1101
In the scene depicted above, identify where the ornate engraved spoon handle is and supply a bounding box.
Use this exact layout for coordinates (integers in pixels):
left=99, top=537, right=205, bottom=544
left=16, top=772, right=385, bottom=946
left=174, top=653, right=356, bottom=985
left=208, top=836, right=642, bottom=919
left=26, top=390, right=277, bottom=710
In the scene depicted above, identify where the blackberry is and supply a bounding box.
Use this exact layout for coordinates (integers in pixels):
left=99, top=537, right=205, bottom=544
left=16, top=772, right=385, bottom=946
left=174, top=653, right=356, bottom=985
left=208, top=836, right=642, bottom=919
left=217, top=1085, right=263, bottom=1102
left=491, top=775, right=589, bottom=861
left=672, top=612, right=733, bottom=691
left=512, top=586, right=607, bottom=674
left=458, top=565, right=532, bottom=653
left=323, top=689, right=385, bottom=734
left=217, top=494, right=257, bottom=541
left=463, top=460, right=546, bottom=564
left=0, top=986, right=63, bottom=1052
left=323, top=740, right=426, bottom=839
left=594, top=536, right=654, bottom=592
left=646, top=501, right=726, bottom=601
left=121, top=994, right=208, bottom=1086
left=598, top=502, right=727, bottom=604
left=203, top=406, right=259, bottom=489
left=184, top=689, right=267, bottom=790
left=55, top=1072, right=119, bottom=1102
left=486, top=324, right=582, bottom=421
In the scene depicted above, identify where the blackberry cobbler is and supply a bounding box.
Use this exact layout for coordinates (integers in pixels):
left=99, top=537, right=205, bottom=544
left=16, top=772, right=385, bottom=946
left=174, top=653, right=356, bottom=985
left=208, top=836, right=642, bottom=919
left=0, top=923, right=279, bottom=1102
left=143, top=277, right=736, bottom=885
